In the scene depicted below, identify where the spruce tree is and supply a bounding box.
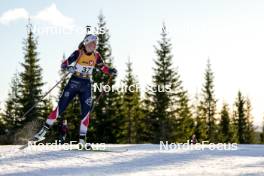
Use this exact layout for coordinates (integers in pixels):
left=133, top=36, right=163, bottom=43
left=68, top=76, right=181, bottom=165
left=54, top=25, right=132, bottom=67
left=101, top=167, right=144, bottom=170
left=0, top=105, right=9, bottom=143
left=234, top=91, right=247, bottom=144
left=0, top=112, right=5, bottom=135
left=244, top=98, right=255, bottom=143
left=142, top=91, right=154, bottom=143
left=118, top=59, right=144, bottom=143
left=18, top=22, right=44, bottom=123
left=229, top=111, right=239, bottom=143
left=174, top=90, right=194, bottom=143
left=145, top=24, right=187, bottom=143
left=12, top=21, right=50, bottom=144
left=88, top=12, right=121, bottom=143
left=200, top=59, right=217, bottom=142
left=2, top=72, right=21, bottom=132
left=193, top=93, right=207, bottom=142
left=219, top=103, right=234, bottom=143
left=58, top=54, right=69, bottom=93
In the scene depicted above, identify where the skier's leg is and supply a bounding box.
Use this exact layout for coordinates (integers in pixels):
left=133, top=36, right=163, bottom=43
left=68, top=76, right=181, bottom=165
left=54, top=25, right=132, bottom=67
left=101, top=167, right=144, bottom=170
left=34, top=78, right=79, bottom=140
left=78, top=81, right=93, bottom=145
left=46, top=79, right=79, bottom=126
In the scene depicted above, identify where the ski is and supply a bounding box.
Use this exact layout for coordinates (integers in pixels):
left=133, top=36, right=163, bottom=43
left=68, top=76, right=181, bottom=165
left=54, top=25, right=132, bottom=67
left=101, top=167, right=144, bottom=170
left=19, top=138, right=45, bottom=150
left=72, top=148, right=128, bottom=153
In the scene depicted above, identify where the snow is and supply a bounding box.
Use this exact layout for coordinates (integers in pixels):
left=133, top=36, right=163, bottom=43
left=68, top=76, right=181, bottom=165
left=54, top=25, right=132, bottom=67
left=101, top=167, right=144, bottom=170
left=0, top=144, right=264, bottom=176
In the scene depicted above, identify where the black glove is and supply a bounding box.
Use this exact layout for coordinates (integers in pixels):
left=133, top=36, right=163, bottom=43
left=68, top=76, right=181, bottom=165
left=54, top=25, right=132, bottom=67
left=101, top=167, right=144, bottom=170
left=109, top=68, right=117, bottom=77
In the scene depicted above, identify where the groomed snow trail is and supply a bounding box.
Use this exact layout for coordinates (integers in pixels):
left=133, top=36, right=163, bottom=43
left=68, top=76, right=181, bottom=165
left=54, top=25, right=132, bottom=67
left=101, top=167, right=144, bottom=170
left=0, top=144, right=263, bottom=176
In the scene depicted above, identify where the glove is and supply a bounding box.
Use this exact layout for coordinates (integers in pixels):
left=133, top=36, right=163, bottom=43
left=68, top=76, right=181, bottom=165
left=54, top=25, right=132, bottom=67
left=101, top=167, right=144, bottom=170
left=109, top=68, right=117, bottom=77
left=61, top=63, right=68, bottom=70
left=67, top=66, right=77, bottom=73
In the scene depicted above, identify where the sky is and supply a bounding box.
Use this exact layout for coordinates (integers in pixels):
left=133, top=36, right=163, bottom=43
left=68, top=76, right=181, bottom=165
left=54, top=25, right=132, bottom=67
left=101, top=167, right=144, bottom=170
left=0, top=0, right=264, bottom=129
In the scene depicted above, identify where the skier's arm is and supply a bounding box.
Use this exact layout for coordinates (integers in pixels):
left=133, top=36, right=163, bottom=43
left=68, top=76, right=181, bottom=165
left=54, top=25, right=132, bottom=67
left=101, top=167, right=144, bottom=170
left=95, top=52, right=117, bottom=76
left=61, top=50, right=80, bottom=69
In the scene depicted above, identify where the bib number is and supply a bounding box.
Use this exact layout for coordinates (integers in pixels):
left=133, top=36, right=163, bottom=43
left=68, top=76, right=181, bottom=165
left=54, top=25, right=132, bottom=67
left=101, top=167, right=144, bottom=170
left=76, top=64, right=93, bottom=75
left=82, top=67, right=92, bottom=73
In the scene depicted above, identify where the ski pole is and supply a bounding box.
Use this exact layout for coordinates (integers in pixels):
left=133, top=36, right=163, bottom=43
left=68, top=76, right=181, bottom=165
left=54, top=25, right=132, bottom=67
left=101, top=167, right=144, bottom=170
left=21, top=72, right=71, bottom=120
left=21, top=51, right=84, bottom=120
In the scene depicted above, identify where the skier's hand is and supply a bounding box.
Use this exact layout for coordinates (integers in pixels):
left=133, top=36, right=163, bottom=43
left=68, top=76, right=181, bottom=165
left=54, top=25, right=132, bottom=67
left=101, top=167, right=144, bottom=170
left=109, top=68, right=117, bottom=77
left=61, top=63, right=67, bottom=70
left=67, top=66, right=77, bottom=73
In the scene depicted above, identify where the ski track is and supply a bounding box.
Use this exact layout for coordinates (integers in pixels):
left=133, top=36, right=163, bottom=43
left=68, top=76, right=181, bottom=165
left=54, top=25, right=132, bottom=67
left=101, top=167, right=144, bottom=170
left=0, top=144, right=263, bottom=176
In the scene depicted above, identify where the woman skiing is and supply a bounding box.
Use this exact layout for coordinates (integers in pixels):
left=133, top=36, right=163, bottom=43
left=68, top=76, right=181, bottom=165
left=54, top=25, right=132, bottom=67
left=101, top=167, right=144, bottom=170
left=33, top=34, right=117, bottom=146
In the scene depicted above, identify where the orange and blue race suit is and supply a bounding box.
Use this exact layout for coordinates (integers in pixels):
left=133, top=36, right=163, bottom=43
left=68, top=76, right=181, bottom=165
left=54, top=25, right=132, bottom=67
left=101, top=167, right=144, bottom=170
left=45, top=49, right=114, bottom=137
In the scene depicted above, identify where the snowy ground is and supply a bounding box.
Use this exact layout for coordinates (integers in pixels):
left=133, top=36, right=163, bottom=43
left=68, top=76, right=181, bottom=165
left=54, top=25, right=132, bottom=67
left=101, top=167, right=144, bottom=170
left=0, top=144, right=263, bottom=176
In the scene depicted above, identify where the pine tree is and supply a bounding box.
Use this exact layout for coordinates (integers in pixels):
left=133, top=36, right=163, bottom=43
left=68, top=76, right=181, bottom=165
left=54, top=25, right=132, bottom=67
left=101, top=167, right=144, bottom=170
left=145, top=24, right=188, bottom=143
left=88, top=12, right=121, bottom=143
left=234, top=91, right=247, bottom=144
left=118, top=59, right=144, bottom=143
left=193, top=93, right=207, bottom=142
left=18, top=22, right=44, bottom=123
left=2, top=72, right=21, bottom=133
left=244, top=98, right=255, bottom=143
left=11, top=21, right=49, bottom=144
left=200, top=59, right=217, bottom=142
left=218, top=103, right=235, bottom=143
left=41, top=96, right=53, bottom=122
left=142, top=91, right=154, bottom=143
left=58, top=54, right=69, bottom=94
left=0, top=102, right=7, bottom=135
left=0, top=105, right=9, bottom=143
left=174, top=90, right=194, bottom=143
left=229, top=111, right=239, bottom=143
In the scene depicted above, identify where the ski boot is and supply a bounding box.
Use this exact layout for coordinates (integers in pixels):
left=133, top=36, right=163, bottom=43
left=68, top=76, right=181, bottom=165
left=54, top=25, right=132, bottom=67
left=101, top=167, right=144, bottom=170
left=33, top=124, right=50, bottom=143
left=78, top=136, right=92, bottom=150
